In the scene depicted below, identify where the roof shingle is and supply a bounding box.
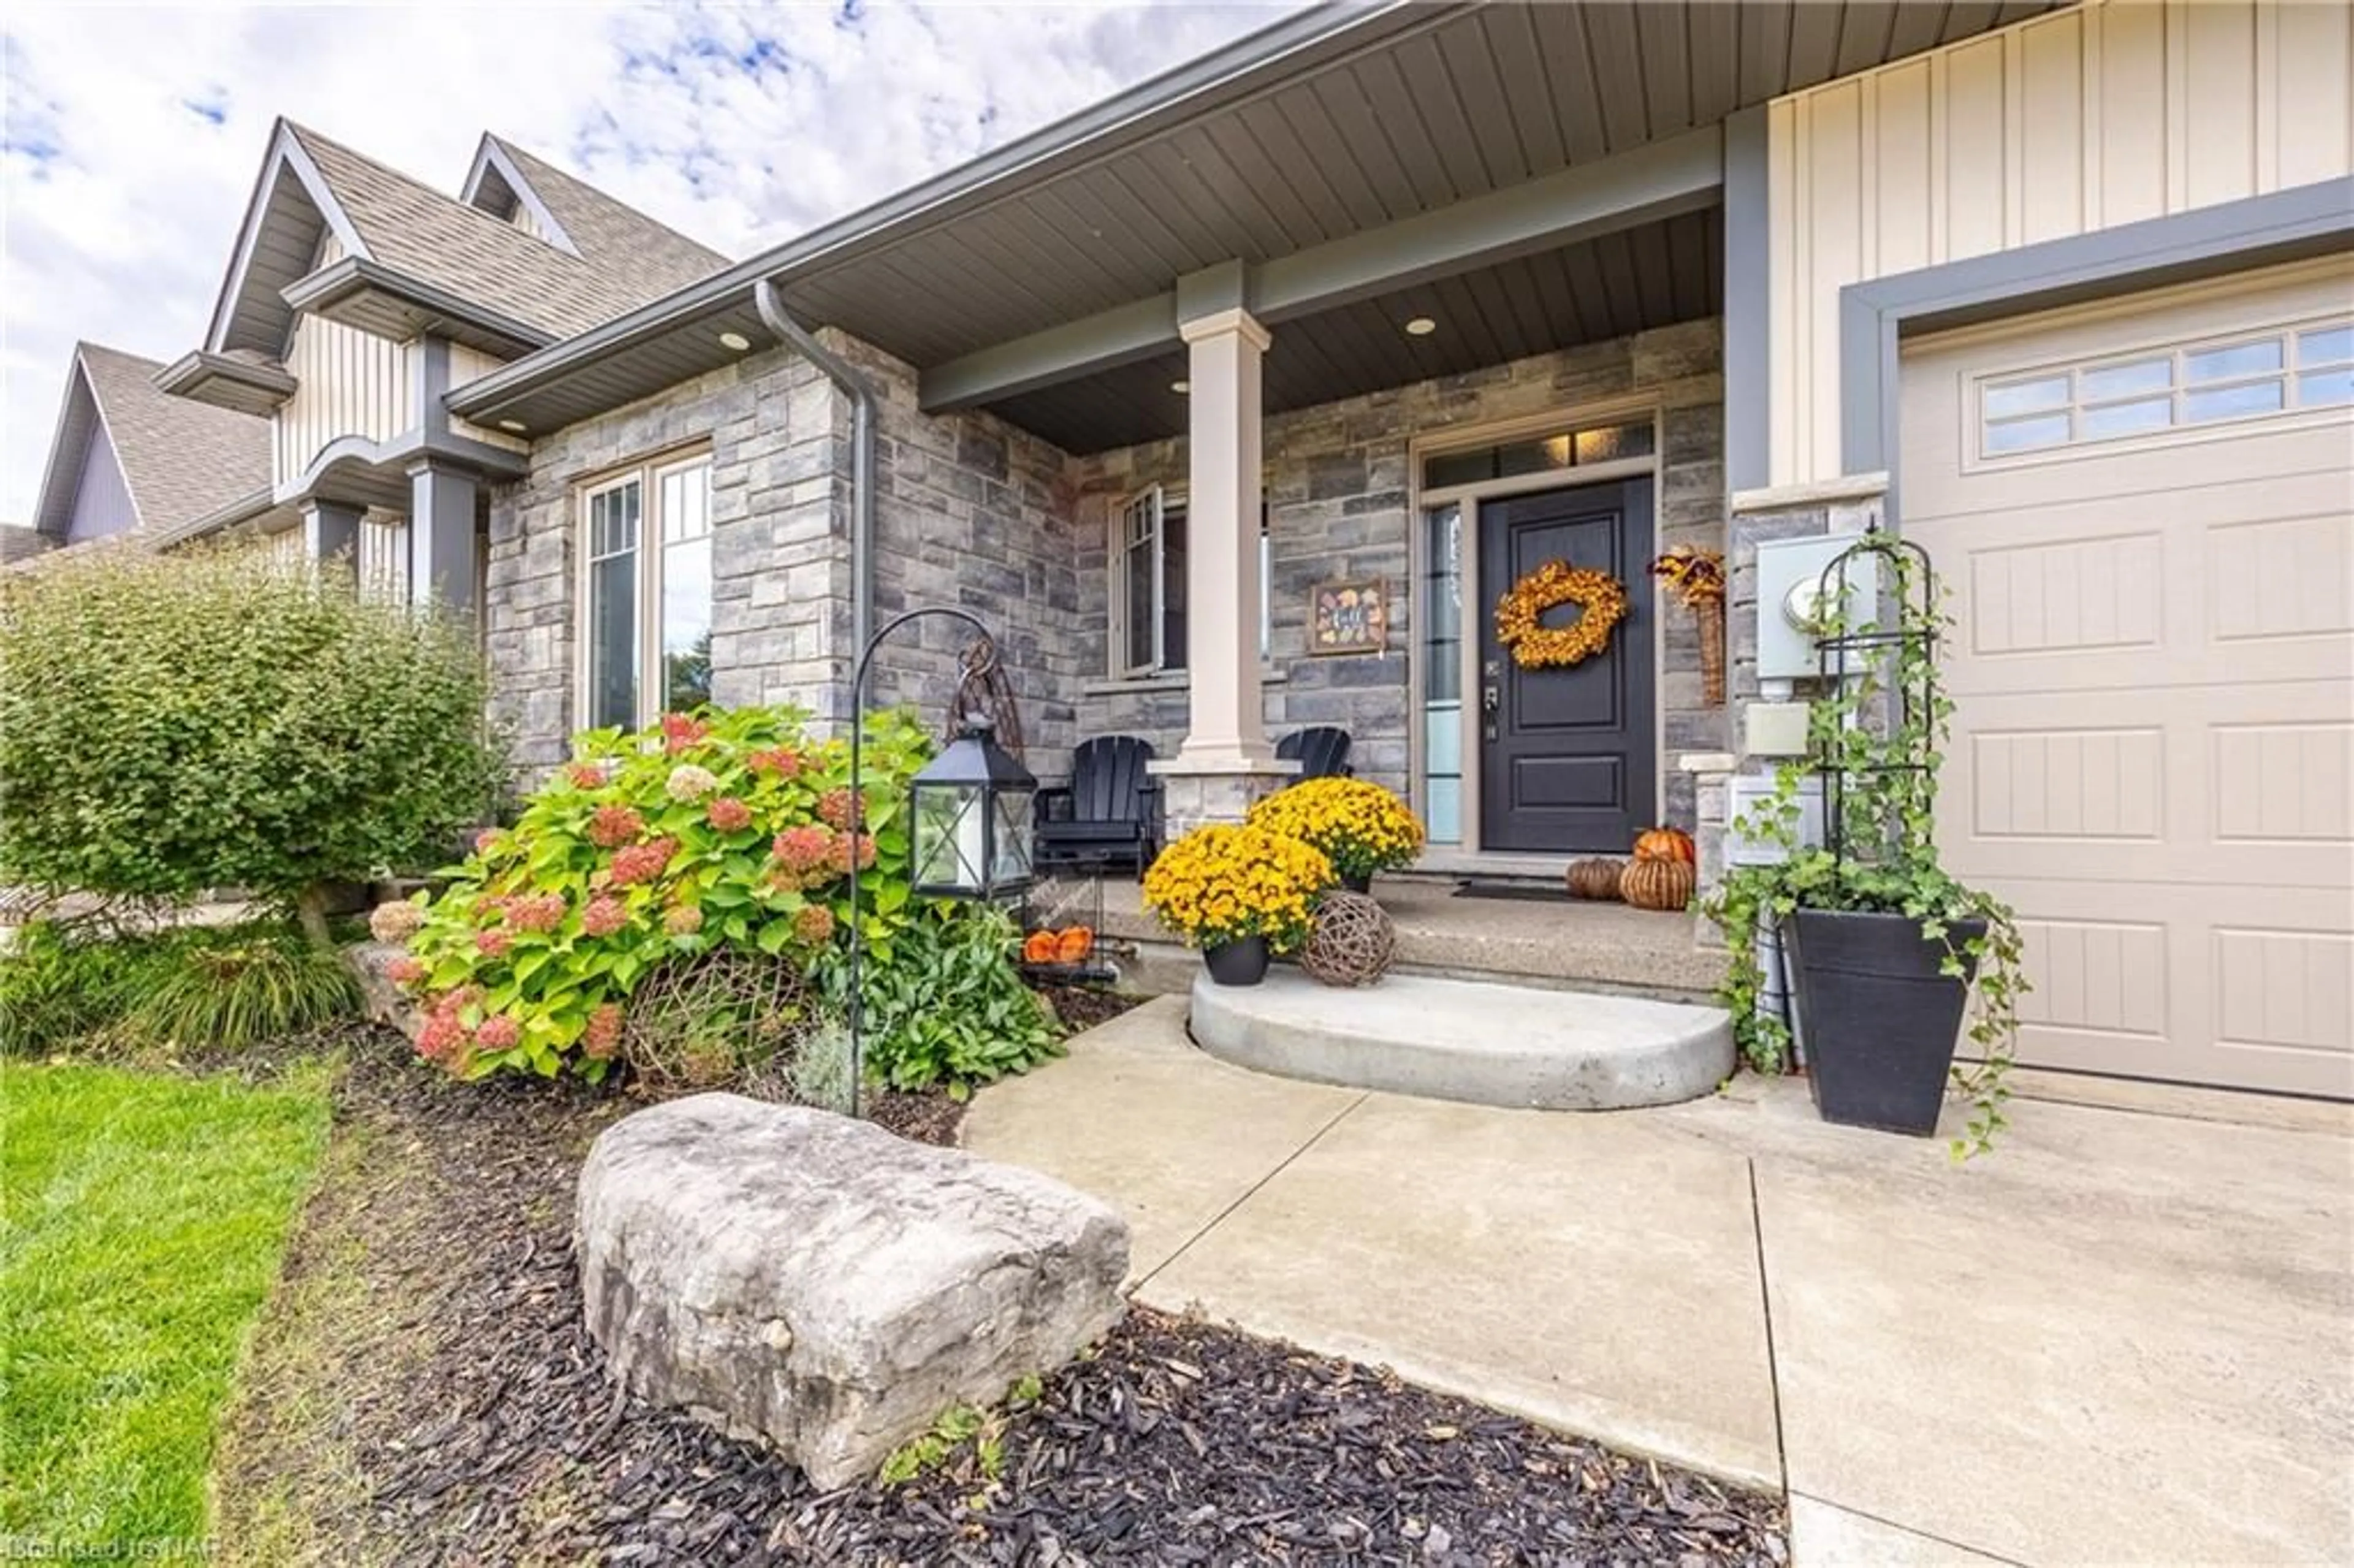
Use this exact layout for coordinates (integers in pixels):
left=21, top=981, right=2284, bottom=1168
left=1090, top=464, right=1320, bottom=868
left=75, top=344, right=271, bottom=532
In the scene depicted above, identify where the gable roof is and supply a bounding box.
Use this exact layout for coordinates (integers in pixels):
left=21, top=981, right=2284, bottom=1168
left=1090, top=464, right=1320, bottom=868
left=32, top=344, right=271, bottom=539
left=204, top=121, right=731, bottom=359
left=467, top=134, right=727, bottom=305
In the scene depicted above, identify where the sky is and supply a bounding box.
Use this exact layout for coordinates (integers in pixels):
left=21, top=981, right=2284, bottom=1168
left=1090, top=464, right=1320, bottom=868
left=0, top=1, right=1299, bottom=523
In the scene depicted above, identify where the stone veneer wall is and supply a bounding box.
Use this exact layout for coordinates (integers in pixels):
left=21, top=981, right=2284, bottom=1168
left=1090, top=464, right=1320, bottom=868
left=1066, top=317, right=1728, bottom=828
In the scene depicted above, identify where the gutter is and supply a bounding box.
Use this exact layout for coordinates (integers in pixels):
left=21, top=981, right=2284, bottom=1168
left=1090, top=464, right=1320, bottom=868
left=753, top=280, right=877, bottom=668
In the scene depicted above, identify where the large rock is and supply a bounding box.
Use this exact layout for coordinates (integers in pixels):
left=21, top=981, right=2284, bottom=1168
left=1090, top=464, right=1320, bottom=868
left=575, top=1093, right=1129, bottom=1487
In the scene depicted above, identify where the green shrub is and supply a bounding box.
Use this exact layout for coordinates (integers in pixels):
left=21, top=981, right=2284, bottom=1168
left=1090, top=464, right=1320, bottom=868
left=0, top=920, right=357, bottom=1057
left=389, top=705, right=939, bottom=1081
left=820, top=902, right=1063, bottom=1097
left=0, top=547, right=505, bottom=946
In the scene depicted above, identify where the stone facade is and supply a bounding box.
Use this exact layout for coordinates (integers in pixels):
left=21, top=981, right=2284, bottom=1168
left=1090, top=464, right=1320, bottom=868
left=484, top=315, right=1733, bottom=850
left=1067, top=318, right=1727, bottom=831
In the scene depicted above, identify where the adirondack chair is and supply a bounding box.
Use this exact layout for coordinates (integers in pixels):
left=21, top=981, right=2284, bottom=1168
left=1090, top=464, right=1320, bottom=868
left=1277, top=726, right=1355, bottom=781
left=1033, top=736, right=1162, bottom=877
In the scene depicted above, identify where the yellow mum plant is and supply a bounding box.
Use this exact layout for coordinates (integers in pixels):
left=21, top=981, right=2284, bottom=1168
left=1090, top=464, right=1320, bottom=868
left=1247, top=777, right=1425, bottom=885
left=1143, top=824, right=1333, bottom=953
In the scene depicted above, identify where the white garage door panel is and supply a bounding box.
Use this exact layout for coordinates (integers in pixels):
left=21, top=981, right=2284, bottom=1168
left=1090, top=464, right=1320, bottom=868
left=1903, top=260, right=2354, bottom=1097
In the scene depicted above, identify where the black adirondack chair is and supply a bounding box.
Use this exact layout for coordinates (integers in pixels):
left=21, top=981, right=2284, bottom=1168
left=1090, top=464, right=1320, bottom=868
left=1277, top=726, right=1355, bottom=781
left=1034, top=736, right=1162, bottom=877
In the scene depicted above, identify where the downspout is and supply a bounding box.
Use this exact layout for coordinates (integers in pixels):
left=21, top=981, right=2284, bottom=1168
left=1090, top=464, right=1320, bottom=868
left=753, top=278, right=876, bottom=676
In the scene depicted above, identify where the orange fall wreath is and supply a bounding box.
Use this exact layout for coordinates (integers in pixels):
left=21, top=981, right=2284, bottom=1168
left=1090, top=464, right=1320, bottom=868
left=1494, top=560, right=1628, bottom=671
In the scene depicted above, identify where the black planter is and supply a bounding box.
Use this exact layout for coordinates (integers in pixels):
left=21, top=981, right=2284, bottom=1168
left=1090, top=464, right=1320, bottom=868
left=1202, top=936, right=1271, bottom=986
left=1338, top=872, right=1373, bottom=895
left=1786, top=908, right=1984, bottom=1136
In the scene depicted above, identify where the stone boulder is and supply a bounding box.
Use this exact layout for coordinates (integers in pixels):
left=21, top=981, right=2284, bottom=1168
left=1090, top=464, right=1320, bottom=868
left=575, top=1093, right=1129, bottom=1487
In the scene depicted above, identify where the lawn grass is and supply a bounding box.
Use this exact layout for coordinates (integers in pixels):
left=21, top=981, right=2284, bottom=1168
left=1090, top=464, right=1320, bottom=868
left=1, top=1059, right=332, bottom=1550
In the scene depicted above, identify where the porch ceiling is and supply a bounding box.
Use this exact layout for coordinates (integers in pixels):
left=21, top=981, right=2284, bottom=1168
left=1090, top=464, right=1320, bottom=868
left=448, top=0, right=2063, bottom=440
left=993, top=208, right=1724, bottom=455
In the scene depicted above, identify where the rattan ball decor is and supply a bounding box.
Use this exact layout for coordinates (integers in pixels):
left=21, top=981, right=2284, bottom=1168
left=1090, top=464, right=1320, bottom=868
left=1300, top=889, right=1396, bottom=988
left=622, top=946, right=815, bottom=1087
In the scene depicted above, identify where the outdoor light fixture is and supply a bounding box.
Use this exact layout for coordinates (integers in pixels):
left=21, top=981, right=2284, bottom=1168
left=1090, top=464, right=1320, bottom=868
left=909, top=717, right=1037, bottom=902
left=498, top=419, right=527, bottom=433
left=1403, top=316, right=1438, bottom=336
left=718, top=330, right=753, bottom=351
left=843, top=606, right=1033, bottom=1115
left=1171, top=379, right=1191, bottom=394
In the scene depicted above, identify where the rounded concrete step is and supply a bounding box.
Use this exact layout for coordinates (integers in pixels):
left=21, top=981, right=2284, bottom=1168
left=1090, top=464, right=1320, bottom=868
left=1189, top=968, right=1734, bottom=1111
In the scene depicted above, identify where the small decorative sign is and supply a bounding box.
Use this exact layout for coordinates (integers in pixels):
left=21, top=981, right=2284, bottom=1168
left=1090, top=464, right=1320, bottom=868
left=1309, top=578, right=1389, bottom=656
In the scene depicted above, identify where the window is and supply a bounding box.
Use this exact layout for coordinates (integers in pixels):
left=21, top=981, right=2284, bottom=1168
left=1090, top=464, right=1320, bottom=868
left=1110, top=487, right=1270, bottom=676
left=1420, top=420, right=1655, bottom=490
left=1977, top=316, right=2353, bottom=459
left=581, top=453, right=713, bottom=728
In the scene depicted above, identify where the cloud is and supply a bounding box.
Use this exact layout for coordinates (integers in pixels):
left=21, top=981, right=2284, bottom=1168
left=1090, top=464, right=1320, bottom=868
left=0, top=1, right=1296, bottom=520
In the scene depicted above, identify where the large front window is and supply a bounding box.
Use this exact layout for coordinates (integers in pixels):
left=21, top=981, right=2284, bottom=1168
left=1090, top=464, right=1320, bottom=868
left=1110, top=485, right=1270, bottom=677
left=582, top=453, right=713, bottom=729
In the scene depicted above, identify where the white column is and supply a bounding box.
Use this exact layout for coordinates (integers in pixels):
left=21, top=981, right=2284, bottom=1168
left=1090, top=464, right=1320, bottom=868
left=1175, top=306, right=1274, bottom=769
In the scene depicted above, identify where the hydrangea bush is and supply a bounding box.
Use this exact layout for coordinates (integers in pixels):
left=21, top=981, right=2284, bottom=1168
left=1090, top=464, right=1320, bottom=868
left=384, top=706, right=934, bottom=1079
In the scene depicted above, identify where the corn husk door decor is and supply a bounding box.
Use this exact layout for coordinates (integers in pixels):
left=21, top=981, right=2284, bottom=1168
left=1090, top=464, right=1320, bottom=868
left=1650, top=546, right=1727, bottom=706
left=1494, top=560, right=1628, bottom=672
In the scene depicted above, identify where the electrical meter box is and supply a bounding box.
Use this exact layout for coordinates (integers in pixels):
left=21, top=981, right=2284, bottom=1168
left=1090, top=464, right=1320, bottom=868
left=1724, top=773, right=1826, bottom=866
left=1754, top=536, right=1882, bottom=682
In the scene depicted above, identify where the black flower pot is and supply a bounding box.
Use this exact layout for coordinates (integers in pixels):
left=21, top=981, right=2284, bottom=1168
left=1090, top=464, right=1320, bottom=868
left=1202, top=936, right=1271, bottom=986
left=1786, top=908, right=1985, bottom=1136
left=1338, top=872, right=1373, bottom=895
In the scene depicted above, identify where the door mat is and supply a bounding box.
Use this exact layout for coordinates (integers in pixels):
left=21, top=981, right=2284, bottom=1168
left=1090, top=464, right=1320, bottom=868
left=1451, top=878, right=1572, bottom=904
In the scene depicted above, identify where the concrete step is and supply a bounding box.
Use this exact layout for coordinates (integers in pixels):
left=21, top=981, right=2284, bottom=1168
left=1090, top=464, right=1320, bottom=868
left=1188, top=968, right=1734, bottom=1111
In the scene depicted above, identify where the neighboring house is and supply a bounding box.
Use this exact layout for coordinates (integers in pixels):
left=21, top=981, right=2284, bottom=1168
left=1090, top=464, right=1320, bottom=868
left=22, top=342, right=278, bottom=560
left=108, top=0, right=2350, bottom=1099
left=148, top=119, right=730, bottom=603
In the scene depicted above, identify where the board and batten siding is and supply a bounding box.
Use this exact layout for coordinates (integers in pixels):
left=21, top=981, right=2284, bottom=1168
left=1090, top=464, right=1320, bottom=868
left=449, top=343, right=530, bottom=454
left=1766, top=0, right=2354, bottom=486
left=272, top=314, right=415, bottom=485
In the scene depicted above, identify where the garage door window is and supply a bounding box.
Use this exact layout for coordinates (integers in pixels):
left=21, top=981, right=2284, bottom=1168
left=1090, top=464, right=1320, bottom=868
left=1978, top=316, right=2353, bottom=457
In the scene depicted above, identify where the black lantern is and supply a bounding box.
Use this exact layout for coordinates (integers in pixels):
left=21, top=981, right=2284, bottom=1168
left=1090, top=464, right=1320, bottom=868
left=910, top=716, right=1037, bottom=900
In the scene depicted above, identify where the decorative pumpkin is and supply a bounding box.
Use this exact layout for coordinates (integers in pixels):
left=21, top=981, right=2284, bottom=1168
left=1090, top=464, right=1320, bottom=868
left=1022, top=931, right=1059, bottom=965
left=1620, top=856, right=1697, bottom=913
left=1632, top=826, right=1696, bottom=865
left=1054, top=926, right=1094, bottom=964
left=1566, top=858, right=1624, bottom=900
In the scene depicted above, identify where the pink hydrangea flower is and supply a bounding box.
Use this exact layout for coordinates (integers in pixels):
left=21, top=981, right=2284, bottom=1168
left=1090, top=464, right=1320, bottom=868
left=368, top=901, right=425, bottom=943
left=772, top=825, right=832, bottom=874
left=666, top=763, right=720, bottom=802
left=475, top=928, right=512, bottom=958
left=475, top=1014, right=522, bottom=1051
left=817, top=787, right=865, bottom=831
left=581, top=896, right=628, bottom=938
left=610, top=837, right=677, bottom=888
left=386, top=955, right=427, bottom=986
left=747, top=747, right=804, bottom=779
left=506, top=892, right=566, bottom=933
left=416, top=1009, right=467, bottom=1064
left=706, top=796, right=753, bottom=833
left=582, top=1003, right=624, bottom=1060
left=567, top=762, right=611, bottom=790
left=792, top=904, right=836, bottom=945
left=587, top=804, right=644, bottom=848
left=826, top=831, right=878, bottom=877
left=474, top=828, right=505, bottom=856
left=661, top=713, right=710, bottom=754
left=664, top=904, right=704, bottom=937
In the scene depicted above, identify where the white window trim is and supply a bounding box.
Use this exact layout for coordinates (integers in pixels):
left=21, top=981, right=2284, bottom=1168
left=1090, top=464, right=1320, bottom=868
left=574, top=449, right=714, bottom=730
left=1108, top=485, right=1270, bottom=679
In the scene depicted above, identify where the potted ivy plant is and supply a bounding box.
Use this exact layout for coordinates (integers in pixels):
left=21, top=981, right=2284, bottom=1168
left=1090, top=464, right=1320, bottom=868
left=1706, top=533, right=2027, bottom=1156
left=1141, top=823, right=1333, bottom=986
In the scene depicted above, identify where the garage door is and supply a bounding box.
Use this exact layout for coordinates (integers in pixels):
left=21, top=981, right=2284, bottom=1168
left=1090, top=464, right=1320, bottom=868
left=1900, top=259, right=2353, bottom=1098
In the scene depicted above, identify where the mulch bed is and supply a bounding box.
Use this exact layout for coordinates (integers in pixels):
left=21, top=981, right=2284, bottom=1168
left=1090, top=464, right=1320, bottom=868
left=215, top=1024, right=1785, bottom=1566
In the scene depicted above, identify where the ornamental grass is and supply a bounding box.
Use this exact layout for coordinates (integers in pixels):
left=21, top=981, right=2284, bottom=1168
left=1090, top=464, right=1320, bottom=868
left=1246, top=777, right=1426, bottom=884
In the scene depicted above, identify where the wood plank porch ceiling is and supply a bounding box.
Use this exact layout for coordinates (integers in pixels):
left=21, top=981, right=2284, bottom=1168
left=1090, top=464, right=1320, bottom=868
left=451, top=1, right=2063, bottom=444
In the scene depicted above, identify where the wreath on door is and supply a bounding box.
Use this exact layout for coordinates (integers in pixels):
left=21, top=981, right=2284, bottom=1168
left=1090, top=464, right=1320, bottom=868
left=1495, top=560, right=1628, bottom=671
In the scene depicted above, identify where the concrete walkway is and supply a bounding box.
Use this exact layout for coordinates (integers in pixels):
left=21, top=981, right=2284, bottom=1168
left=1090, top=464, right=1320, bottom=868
left=965, top=997, right=2354, bottom=1567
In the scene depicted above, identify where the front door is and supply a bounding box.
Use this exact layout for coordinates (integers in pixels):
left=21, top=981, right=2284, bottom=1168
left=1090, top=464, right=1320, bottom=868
left=1477, top=478, right=1655, bottom=853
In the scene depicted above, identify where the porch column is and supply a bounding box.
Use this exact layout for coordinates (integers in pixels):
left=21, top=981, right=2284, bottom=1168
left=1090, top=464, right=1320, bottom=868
left=300, top=499, right=362, bottom=583
left=405, top=459, right=479, bottom=616
left=1151, top=305, right=1295, bottom=832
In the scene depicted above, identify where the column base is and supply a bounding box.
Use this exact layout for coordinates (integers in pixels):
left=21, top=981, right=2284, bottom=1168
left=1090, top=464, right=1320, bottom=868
left=1148, top=754, right=1301, bottom=835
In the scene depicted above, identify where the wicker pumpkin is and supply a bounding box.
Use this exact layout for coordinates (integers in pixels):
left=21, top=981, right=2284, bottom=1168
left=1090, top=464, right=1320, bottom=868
left=1632, top=826, right=1697, bottom=864
left=1620, top=856, right=1697, bottom=912
left=1566, top=858, right=1624, bottom=900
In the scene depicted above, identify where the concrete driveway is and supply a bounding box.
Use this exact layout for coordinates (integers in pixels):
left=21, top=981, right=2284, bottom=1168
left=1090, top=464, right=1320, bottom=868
left=965, top=998, right=2354, bottom=1567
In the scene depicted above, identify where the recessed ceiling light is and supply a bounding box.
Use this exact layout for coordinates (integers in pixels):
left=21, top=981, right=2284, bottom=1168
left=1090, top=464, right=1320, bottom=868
left=1170, top=379, right=1191, bottom=394
left=1403, top=316, right=1438, bottom=337
left=717, top=330, right=752, bottom=351
left=497, top=419, right=527, bottom=433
